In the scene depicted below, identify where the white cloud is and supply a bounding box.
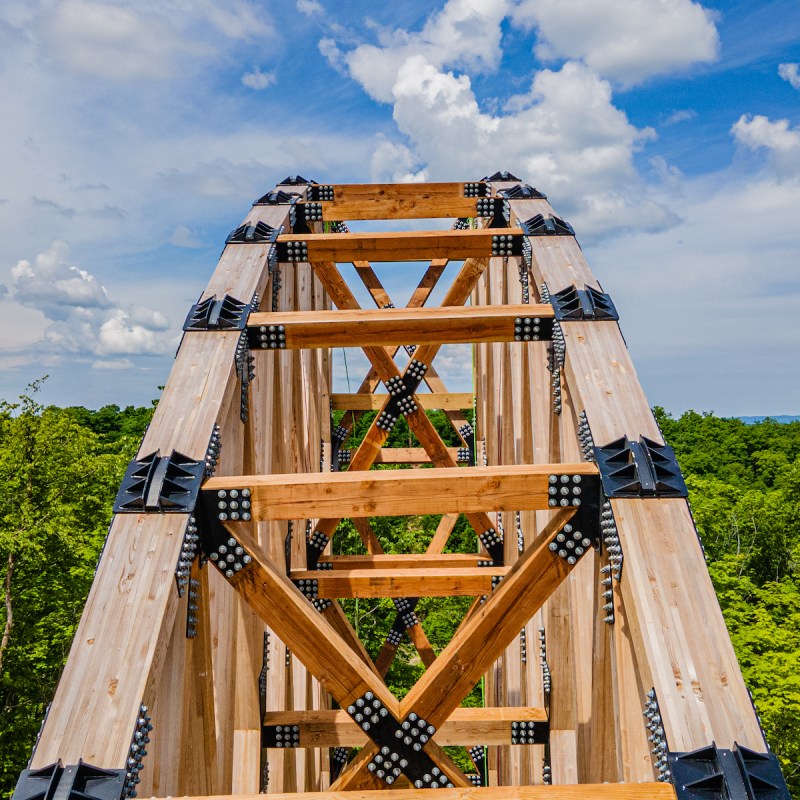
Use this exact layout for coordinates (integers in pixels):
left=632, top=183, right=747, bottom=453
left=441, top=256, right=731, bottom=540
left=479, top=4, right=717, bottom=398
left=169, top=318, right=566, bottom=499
left=732, top=114, right=800, bottom=174
left=296, top=0, right=324, bottom=16
left=512, top=0, right=719, bottom=86
left=384, top=57, right=673, bottom=238
left=241, top=68, right=276, bottom=90
left=9, top=241, right=174, bottom=358
left=778, top=62, right=800, bottom=90
left=343, top=0, right=512, bottom=102
left=370, top=136, right=428, bottom=183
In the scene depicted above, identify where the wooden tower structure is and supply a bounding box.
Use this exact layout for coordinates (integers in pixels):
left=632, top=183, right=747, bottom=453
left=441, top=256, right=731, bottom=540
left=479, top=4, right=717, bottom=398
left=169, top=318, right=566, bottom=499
left=14, top=174, right=790, bottom=800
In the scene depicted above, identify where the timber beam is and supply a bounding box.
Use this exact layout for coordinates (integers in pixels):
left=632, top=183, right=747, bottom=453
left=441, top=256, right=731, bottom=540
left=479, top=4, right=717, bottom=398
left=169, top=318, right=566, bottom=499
left=275, top=228, right=524, bottom=262
left=288, top=567, right=508, bottom=598
left=247, top=304, right=553, bottom=349
left=201, top=463, right=599, bottom=520
left=262, top=707, right=549, bottom=747
left=152, top=786, right=676, bottom=800
left=331, top=393, right=473, bottom=411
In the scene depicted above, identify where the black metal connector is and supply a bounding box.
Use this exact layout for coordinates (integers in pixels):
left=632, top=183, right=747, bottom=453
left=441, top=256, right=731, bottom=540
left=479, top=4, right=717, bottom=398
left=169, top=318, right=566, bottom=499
left=113, top=451, right=206, bottom=513
left=594, top=436, right=688, bottom=498
left=669, top=744, right=790, bottom=800
left=227, top=221, right=281, bottom=244
left=519, top=214, right=574, bottom=236
left=550, top=285, right=618, bottom=321
left=483, top=170, right=521, bottom=182
left=253, top=189, right=298, bottom=206
left=12, top=761, right=126, bottom=800
left=500, top=184, right=547, bottom=200
left=184, top=294, right=251, bottom=331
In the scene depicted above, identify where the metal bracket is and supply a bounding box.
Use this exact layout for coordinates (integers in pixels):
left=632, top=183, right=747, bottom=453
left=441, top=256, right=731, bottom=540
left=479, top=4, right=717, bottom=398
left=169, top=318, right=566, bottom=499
left=262, top=725, right=300, bottom=748
left=478, top=527, right=504, bottom=565
left=375, top=360, right=429, bottom=432
left=12, top=762, right=126, bottom=800
left=475, top=197, right=510, bottom=227
left=483, top=170, right=521, bottom=182
left=594, top=436, right=688, bottom=498
left=669, top=743, right=790, bottom=800
left=235, top=332, right=255, bottom=422
left=519, top=214, right=574, bottom=236
left=499, top=183, right=547, bottom=200
left=279, top=175, right=315, bottom=186
left=550, top=285, right=618, bottom=321
left=226, top=221, right=281, bottom=244
left=253, top=189, right=299, bottom=206
left=246, top=322, right=286, bottom=350
left=184, top=294, right=251, bottom=331
left=513, top=314, right=554, bottom=342
left=309, top=184, right=334, bottom=201
left=463, top=181, right=490, bottom=197
left=510, top=720, right=549, bottom=745
left=344, top=694, right=451, bottom=788
left=113, top=450, right=205, bottom=513
left=275, top=239, right=308, bottom=262
left=490, top=233, right=524, bottom=257
left=330, top=424, right=348, bottom=472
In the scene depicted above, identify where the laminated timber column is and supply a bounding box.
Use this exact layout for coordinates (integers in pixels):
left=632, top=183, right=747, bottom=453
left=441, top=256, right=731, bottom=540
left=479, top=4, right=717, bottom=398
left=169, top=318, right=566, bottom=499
left=506, top=188, right=767, bottom=760
left=29, top=184, right=300, bottom=779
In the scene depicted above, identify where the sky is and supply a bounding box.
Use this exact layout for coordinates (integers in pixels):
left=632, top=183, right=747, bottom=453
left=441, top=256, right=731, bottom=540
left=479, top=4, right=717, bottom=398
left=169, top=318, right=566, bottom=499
left=0, top=0, right=798, bottom=416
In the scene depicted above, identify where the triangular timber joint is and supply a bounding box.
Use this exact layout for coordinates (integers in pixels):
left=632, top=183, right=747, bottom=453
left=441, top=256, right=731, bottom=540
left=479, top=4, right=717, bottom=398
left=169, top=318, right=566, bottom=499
left=183, top=293, right=251, bottom=331
left=279, top=175, right=316, bottom=186
left=252, top=189, right=298, bottom=206
left=499, top=183, right=547, bottom=200
left=669, top=744, right=791, bottom=800
left=550, top=285, right=619, bottom=321
left=12, top=760, right=126, bottom=800
left=483, top=170, right=521, bottom=182
left=520, top=213, right=574, bottom=236
left=226, top=221, right=281, bottom=243
left=113, top=450, right=206, bottom=513
left=594, top=436, right=688, bottom=498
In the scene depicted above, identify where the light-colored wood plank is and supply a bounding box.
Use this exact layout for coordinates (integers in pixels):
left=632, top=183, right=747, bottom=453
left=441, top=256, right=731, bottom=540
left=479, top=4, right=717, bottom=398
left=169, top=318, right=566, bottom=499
left=278, top=228, right=522, bottom=262
left=288, top=567, right=508, bottom=598
left=203, top=463, right=598, bottom=520
left=158, top=784, right=675, bottom=800
left=331, top=393, right=473, bottom=411
left=262, top=707, right=548, bottom=747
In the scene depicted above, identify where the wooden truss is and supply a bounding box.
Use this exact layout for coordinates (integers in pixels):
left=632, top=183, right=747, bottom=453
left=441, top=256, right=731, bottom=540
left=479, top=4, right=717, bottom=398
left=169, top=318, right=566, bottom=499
left=19, top=175, right=789, bottom=800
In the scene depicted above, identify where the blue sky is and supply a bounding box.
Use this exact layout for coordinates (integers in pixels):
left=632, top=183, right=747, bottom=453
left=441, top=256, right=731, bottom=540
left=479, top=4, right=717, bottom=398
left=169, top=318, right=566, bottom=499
left=0, top=0, right=798, bottom=415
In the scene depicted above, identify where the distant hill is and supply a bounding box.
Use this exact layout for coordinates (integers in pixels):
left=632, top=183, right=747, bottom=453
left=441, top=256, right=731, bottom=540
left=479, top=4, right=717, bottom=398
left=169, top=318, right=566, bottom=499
left=739, top=415, right=800, bottom=424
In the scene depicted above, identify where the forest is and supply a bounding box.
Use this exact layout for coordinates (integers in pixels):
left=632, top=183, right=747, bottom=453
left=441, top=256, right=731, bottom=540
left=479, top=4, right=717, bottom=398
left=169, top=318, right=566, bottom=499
left=0, top=384, right=798, bottom=796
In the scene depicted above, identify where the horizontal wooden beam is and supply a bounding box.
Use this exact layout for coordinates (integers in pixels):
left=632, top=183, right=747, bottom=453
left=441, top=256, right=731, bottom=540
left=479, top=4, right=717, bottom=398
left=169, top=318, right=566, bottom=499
left=317, top=554, right=486, bottom=570
left=331, top=393, right=473, bottom=411
left=300, top=198, right=481, bottom=221
left=329, top=182, right=488, bottom=200
left=202, top=463, right=599, bottom=520
left=263, top=706, right=548, bottom=747
left=371, top=447, right=460, bottom=464
left=277, top=228, right=524, bottom=262
left=151, top=783, right=675, bottom=800
left=248, top=304, right=552, bottom=349
left=289, top=567, right=508, bottom=598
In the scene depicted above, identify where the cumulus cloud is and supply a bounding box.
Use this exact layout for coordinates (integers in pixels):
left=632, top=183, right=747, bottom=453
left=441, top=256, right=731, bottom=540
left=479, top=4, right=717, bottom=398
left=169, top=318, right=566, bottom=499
left=664, top=109, right=697, bottom=125
left=9, top=241, right=174, bottom=357
left=778, top=62, right=800, bottom=90
left=241, top=68, right=276, bottom=90
left=513, top=0, right=719, bottom=86
left=383, top=57, right=674, bottom=238
left=340, top=0, right=511, bottom=102
left=732, top=114, right=800, bottom=174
